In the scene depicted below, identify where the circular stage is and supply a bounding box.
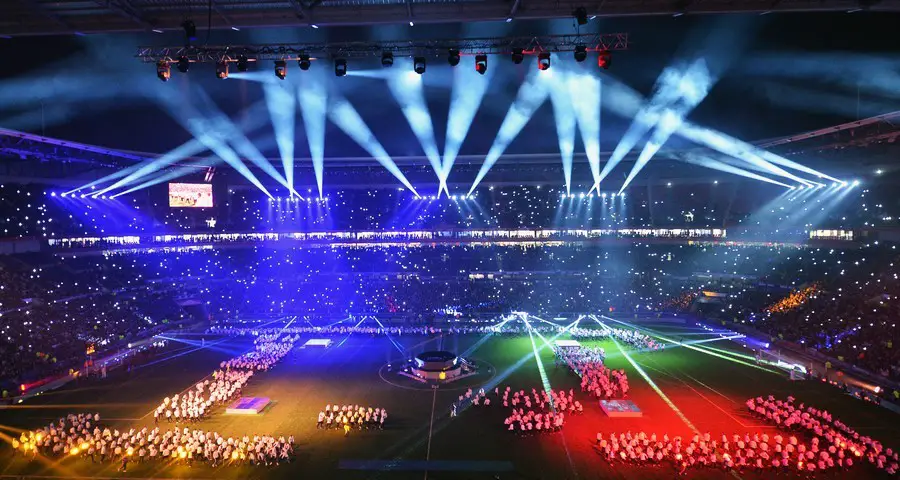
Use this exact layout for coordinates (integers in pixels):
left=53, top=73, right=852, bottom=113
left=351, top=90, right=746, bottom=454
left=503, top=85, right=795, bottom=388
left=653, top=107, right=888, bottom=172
left=379, top=352, right=496, bottom=391
left=413, top=350, right=461, bottom=380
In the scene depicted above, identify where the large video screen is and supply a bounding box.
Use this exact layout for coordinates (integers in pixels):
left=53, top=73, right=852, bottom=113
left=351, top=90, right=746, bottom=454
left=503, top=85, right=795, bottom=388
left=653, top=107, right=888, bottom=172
left=168, top=183, right=213, bottom=208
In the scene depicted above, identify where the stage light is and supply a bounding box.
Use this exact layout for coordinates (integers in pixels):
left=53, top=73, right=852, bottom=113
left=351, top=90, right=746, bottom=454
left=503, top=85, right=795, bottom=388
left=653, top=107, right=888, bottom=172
left=573, top=7, right=588, bottom=25
left=237, top=55, right=249, bottom=72
left=182, top=20, right=197, bottom=43
left=381, top=51, right=394, bottom=67
left=176, top=56, right=190, bottom=73
left=598, top=50, right=611, bottom=69
left=511, top=48, right=524, bottom=64
left=574, top=45, right=587, bottom=62
left=274, top=60, right=287, bottom=80
left=156, top=60, right=171, bottom=82
left=475, top=54, right=487, bottom=75
left=538, top=52, right=551, bottom=71
left=414, top=56, right=426, bottom=74
left=298, top=54, right=311, bottom=71
left=215, top=60, right=229, bottom=79
left=448, top=49, right=460, bottom=66
left=334, top=58, right=347, bottom=77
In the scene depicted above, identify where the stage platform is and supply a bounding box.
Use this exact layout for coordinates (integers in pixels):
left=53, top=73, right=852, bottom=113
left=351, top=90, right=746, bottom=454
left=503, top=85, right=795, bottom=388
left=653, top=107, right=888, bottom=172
left=599, top=399, right=643, bottom=418
left=303, top=338, right=332, bottom=348
left=225, top=397, right=271, bottom=415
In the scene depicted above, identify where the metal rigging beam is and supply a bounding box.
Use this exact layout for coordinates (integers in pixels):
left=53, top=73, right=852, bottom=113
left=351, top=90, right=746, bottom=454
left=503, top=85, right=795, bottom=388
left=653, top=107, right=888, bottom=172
left=136, top=33, right=629, bottom=63
left=757, top=110, right=900, bottom=148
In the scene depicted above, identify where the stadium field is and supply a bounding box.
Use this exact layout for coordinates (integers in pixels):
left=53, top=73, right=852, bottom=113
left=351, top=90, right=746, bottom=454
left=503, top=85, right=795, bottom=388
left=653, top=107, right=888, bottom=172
left=1, top=318, right=897, bottom=480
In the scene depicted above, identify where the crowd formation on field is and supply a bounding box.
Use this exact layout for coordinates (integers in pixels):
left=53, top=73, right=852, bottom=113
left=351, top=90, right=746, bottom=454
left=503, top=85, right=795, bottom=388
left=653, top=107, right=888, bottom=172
left=594, top=396, right=899, bottom=475
left=12, top=413, right=295, bottom=470
left=152, top=335, right=300, bottom=424
left=555, top=346, right=631, bottom=400
left=316, top=405, right=388, bottom=434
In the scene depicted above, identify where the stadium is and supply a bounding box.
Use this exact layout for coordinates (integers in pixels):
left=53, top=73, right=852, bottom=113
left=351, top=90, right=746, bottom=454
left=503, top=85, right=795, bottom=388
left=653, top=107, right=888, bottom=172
left=2, top=2, right=900, bottom=479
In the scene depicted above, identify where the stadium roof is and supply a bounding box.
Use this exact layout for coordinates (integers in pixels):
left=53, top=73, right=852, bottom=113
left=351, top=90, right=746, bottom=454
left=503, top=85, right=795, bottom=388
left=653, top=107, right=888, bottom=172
left=3, top=0, right=900, bottom=37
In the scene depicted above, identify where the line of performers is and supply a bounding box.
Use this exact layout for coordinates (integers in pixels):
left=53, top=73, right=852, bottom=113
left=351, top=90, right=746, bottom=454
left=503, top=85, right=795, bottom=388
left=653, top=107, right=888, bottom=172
left=152, top=335, right=299, bottom=425
left=317, top=405, right=387, bottom=434
left=11, top=413, right=295, bottom=471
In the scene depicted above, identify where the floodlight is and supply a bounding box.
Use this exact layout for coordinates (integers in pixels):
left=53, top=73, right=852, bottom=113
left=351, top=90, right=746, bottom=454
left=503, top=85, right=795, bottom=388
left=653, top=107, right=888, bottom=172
left=237, top=55, right=249, bottom=72
left=298, top=54, right=311, bottom=70
left=156, top=60, right=171, bottom=82
left=382, top=51, right=394, bottom=67
left=574, top=45, right=587, bottom=62
left=537, top=52, right=551, bottom=71
left=598, top=50, right=611, bottom=69
left=274, top=60, right=287, bottom=80
left=334, top=58, right=347, bottom=76
left=448, top=49, right=460, bottom=66
left=215, top=60, right=228, bottom=79
left=414, top=56, right=426, bottom=74
left=475, top=54, right=487, bottom=75
left=511, top=48, right=524, bottom=64
left=176, top=56, right=190, bottom=73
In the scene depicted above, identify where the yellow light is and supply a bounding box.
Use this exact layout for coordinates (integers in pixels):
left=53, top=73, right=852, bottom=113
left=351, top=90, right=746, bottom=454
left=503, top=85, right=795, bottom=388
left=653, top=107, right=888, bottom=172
left=70, top=448, right=80, bottom=455
left=81, top=442, right=89, bottom=450
left=179, top=451, right=187, bottom=458
left=439, top=371, right=446, bottom=380
left=231, top=451, right=239, bottom=460
left=127, top=447, right=134, bottom=456
left=35, top=434, right=42, bottom=442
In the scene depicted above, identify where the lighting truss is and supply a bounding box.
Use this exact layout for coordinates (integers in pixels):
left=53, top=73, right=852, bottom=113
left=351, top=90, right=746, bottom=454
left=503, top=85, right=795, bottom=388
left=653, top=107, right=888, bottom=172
left=136, top=33, right=629, bottom=64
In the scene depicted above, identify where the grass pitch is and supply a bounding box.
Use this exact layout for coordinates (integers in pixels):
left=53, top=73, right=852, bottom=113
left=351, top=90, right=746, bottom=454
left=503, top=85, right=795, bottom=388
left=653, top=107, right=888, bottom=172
left=1, top=319, right=897, bottom=480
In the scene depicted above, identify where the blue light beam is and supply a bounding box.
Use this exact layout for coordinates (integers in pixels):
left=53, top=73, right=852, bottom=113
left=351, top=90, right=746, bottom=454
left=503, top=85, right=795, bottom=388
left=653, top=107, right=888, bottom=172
left=388, top=69, right=443, bottom=195
left=468, top=68, right=552, bottom=194
left=443, top=61, right=494, bottom=196
left=327, top=96, right=419, bottom=196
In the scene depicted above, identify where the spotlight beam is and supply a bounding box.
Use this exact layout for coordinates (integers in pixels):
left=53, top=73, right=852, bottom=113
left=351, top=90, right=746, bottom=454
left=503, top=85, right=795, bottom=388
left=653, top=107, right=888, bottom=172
left=327, top=96, right=419, bottom=196
left=264, top=82, right=297, bottom=195
left=110, top=157, right=225, bottom=198
left=297, top=76, right=327, bottom=198
left=190, top=88, right=300, bottom=198
left=677, top=123, right=820, bottom=186
left=443, top=62, right=494, bottom=197
left=70, top=100, right=271, bottom=195
left=468, top=70, right=551, bottom=194
left=94, top=96, right=274, bottom=197
left=565, top=72, right=602, bottom=188
left=548, top=70, right=577, bottom=195
left=675, top=154, right=794, bottom=188
left=617, top=59, right=713, bottom=192
left=388, top=70, right=443, bottom=195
